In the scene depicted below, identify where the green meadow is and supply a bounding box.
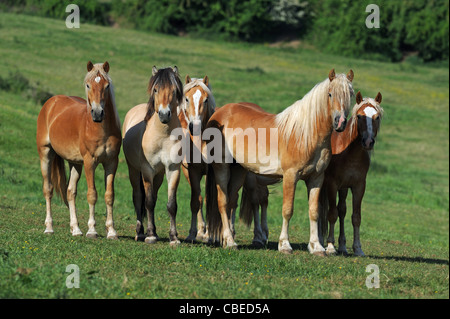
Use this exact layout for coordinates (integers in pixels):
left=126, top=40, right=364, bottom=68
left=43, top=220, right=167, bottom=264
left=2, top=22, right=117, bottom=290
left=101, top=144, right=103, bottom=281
left=0, top=13, right=448, bottom=299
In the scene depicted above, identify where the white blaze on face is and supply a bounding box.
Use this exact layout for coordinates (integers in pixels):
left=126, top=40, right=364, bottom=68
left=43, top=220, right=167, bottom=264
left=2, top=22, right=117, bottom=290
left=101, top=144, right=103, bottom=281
left=192, top=89, right=202, bottom=120
left=95, top=76, right=101, bottom=83
left=363, top=106, right=377, bottom=135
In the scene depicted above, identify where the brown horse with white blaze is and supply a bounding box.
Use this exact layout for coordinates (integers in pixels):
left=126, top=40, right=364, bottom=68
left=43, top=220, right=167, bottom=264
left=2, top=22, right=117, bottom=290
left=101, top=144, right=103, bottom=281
left=320, top=91, right=383, bottom=256
left=178, top=75, right=215, bottom=242
left=36, top=61, right=121, bottom=238
left=206, top=69, right=354, bottom=255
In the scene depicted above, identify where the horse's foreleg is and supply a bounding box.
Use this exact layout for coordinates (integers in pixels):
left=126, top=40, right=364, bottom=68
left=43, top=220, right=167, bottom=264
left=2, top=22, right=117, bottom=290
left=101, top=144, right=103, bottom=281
left=103, top=160, right=118, bottom=239
left=39, top=147, right=55, bottom=234
left=143, top=172, right=163, bottom=244
left=306, top=175, right=326, bottom=256
left=84, top=158, right=98, bottom=238
left=337, top=188, right=349, bottom=255
left=186, top=168, right=201, bottom=243
left=166, top=165, right=181, bottom=246
left=128, top=164, right=145, bottom=241
left=325, top=184, right=338, bottom=255
left=67, top=163, right=83, bottom=236
left=351, top=183, right=366, bottom=256
left=278, top=172, right=297, bottom=254
left=214, top=164, right=236, bottom=248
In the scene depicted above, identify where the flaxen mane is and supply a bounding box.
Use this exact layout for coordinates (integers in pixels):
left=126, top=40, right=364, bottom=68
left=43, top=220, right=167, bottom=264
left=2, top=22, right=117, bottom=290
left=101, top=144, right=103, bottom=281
left=275, top=74, right=354, bottom=152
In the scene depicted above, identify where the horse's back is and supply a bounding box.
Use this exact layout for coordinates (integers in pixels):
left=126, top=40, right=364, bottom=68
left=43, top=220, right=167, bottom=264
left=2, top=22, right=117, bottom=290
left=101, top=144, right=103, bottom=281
left=208, top=102, right=276, bottom=130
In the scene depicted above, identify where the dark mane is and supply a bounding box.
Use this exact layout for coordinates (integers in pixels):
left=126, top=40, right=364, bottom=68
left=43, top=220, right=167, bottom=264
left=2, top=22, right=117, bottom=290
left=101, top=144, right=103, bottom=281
left=145, top=67, right=183, bottom=121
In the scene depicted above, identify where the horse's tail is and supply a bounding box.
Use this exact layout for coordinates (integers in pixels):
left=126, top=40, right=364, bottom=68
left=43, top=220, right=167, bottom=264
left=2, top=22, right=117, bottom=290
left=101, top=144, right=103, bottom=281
left=318, top=183, right=329, bottom=247
left=205, top=164, right=221, bottom=242
left=51, top=154, right=68, bottom=207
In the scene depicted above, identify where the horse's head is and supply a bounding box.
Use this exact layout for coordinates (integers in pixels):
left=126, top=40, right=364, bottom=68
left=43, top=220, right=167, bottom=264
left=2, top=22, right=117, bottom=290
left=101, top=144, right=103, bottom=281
left=182, top=75, right=215, bottom=135
left=354, top=91, right=383, bottom=150
left=85, top=61, right=111, bottom=122
left=327, top=69, right=354, bottom=132
left=146, top=66, right=183, bottom=124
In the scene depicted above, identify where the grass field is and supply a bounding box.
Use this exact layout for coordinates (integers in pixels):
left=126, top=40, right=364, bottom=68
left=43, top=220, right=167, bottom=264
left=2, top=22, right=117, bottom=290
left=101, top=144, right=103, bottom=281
left=0, top=13, right=448, bottom=299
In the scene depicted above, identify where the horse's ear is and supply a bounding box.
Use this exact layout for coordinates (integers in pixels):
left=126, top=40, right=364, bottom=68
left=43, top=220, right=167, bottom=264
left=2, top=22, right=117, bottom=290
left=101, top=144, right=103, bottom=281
left=375, top=92, right=382, bottom=104
left=328, top=69, right=336, bottom=82
left=172, top=66, right=179, bottom=76
left=346, top=69, right=354, bottom=82
left=203, top=75, right=209, bottom=87
left=152, top=66, right=158, bottom=76
left=103, top=61, right=109, bottom=73
left=356, top=91, right=363, bottom=104
left=87, top=61, right=94, bottom=72
left=185, top=75, right=191, bottom=84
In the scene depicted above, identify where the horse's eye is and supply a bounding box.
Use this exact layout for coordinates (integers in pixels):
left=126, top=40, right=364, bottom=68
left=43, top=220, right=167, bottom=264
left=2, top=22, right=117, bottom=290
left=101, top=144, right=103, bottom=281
left=203, top=98, right=208, bottom=104
left=86, top=84, right=90, bottom=89
left=105, top=83, right=110, bottom=90
left=328, top=93, right=332, bottom=98
left=185, top=98, right=189, bottom=103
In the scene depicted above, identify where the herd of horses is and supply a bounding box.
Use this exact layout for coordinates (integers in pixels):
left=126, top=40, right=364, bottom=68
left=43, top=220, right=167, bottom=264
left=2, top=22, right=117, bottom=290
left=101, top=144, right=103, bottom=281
left=36, top=62, right=383, bottom=257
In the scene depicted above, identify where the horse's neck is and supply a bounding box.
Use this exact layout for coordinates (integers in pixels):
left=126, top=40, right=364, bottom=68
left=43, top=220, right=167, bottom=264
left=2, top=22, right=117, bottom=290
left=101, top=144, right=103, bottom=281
left=331, top=118, right=360, bottom=155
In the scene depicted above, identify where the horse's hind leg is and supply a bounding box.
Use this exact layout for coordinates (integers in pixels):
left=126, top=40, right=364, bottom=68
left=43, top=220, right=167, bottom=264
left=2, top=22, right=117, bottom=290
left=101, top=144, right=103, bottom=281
left=67, top=163, right=83, bottom=236
left=128, top=165, right=145, bottom=241
left=166, top=165, right=181, bottom=246
left=39, top=146, right=55, bottom=234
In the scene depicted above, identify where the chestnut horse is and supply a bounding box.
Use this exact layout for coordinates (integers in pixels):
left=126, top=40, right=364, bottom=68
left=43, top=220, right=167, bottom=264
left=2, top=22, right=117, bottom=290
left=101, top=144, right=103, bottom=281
left=206, top=69, right=354, bottom=255
left=178, top=75, right=215, bottom=242
left=122, top=66, right=183, bottom=246
left=36, top=61, right=121, bottom=239
left=320, top=91, right=383, bottom=256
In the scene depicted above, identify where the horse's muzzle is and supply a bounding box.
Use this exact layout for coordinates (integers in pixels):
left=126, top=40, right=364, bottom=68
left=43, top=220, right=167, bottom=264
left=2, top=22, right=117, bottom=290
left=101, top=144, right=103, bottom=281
left=91, top=109, right=104, bottom=122
left=334, top=114, right=347, bottom=132
left=158, top=109, right=171, bottom=124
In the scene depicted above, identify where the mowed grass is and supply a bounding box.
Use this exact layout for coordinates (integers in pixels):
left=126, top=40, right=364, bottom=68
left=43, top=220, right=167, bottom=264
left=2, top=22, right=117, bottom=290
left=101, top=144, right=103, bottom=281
left=0, top=13, right=448, bottom=299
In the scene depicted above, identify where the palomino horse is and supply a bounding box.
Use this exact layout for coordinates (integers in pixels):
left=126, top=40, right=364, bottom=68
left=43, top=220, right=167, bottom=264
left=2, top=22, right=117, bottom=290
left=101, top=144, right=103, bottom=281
left=206, top=69, right=354, bottom=255
left=320, top=91, right=383, bottom=256
left=36, top=61, right=121, bottom=239
left=122, top=66, right=183, bottom=246
left=178, top=75, right=215, bottom=242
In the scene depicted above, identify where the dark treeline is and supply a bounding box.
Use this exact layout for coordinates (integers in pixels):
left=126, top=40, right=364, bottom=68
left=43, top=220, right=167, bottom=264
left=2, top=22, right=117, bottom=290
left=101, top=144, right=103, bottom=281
left=1, top=0, right=448, bottom=62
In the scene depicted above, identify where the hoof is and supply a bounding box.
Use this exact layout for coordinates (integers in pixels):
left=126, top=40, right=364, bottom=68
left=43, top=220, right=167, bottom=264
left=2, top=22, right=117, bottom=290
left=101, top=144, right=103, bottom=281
left=185, top=235, right=196, bottom=243
left=135, top=234, right=146, bottom=242
left=44, top=229, right=54, bottom=235
left=312, top=250, right=327, bottom=257
left=86, top=231, right=98, bottom=239
left=170, top=240, right=181, bottom=247
left=251, top=240, right=266, bottom=249
left=353, top=249, right=365, bottom=257
left=107, top=234, right=119, bottom=240
left=278, top=240, right=293, bottom=254
left=72, top=229, right=83, bottom=237
left=145, top=236, right=158, bottom=244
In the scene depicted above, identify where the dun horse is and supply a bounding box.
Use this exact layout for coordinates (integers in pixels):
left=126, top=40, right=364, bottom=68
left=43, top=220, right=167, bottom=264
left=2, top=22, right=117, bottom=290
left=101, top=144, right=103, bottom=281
left=178, top=75, right=215, bottom=242
left=36, top=61, right=121, bottom=239
left=320, top=91, right=383, bottom=256
left=122, top=66, right=183, bottom=246
left=206, top=69, right=354, bottom=255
